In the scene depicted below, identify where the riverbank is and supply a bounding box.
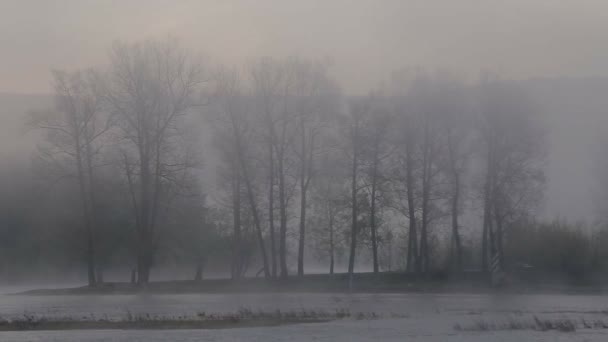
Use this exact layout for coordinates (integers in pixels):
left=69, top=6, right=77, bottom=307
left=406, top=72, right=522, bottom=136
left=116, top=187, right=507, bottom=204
left=18, top=271, right=608, bottom=296
left=0, top=308, right=354, bottom=331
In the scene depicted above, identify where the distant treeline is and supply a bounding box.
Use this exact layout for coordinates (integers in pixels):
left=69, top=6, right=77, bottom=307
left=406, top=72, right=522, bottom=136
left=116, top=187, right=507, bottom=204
left=0, top=37, right=604, bottom=286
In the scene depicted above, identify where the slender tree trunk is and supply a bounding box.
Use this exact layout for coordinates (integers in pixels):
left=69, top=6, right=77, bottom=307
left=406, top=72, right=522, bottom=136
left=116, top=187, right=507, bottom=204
left=481, top=180, right=490, bottom=272
left=329, top=210, right=335, bottom=275
left=85, top=230, right=96, bottom=286
left=405, top=141, right=419, bottom=274
left=446, top=132, right=463, bottom=272
left=493, top=198, right=505, bottom=269
left=194, top=256, right=205, bottom=281
left=487, top=169, right=497, bottom=263
left=241, top=170, right=270, bottom=279
left=387, top=236, right=393, bottom=271
left=268, top=141, right=277, bottom=278
left=229, top=114, right=270, bottom=278
left=481, top=143, right=494, bottom=273
left=239, top=156, right=270, bottom=279
left=96, top=265, right=104, bottom=284
left=348, top=120, right=359, bottom=286
left=84, top=131, right=101, bottom=285
left=450, top=172, right=463, bottom=271
left=369, top=147, right=379, bottom=274
left=277, top=137, right=288, bottom=279
left=406, top=228, right=413, bottom=272
left=297, top=120, right=308, bottom=277
left=232, top=169, right=242, bottom=279
left=297, top=181, right=306, bottom=276
left=420, top=121, right=431, bottom=274
left=137, top=129, right=152, bottom=284
left=74, top=132, right=96, bottom=287
left=481, top=221, right=488, bottom=272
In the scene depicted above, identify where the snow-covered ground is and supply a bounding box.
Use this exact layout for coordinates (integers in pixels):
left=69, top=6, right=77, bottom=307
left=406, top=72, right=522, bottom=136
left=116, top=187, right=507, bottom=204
left=1, top=292, right=608, bottom=341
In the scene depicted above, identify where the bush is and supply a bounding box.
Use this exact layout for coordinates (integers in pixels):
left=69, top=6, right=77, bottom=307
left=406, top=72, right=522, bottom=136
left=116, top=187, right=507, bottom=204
left=505, top=220, right=593, bottom=279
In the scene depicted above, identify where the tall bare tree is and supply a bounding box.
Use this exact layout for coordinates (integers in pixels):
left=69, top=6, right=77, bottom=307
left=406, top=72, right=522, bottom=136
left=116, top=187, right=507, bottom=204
left=291, top=60, right=338, bottom=276
left=435, top=80, right=472, bottom=272
left=477, top=80, right=546, bottom=273
left=310, top=154, right=347, bottom=275
left=105, top=38, right=206, bottom=284
left=211, top=67, right=271, bottom=279
left=346, top=99, right=369, bottom=284
left=359, top=100, right=392, bottom=274
left=250, top=58, right=282, bottom=278
left=30, top=69, right=109, bottom=286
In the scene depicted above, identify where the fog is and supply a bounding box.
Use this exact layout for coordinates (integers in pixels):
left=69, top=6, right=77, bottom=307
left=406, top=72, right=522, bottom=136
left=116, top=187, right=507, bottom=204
left=6, top=2, right=608, bottom=341
left=0, top=0, right=607, bottom=324
left=3, top=1, right=608, bottom=94
left=1, top=1, right=608, bottom=221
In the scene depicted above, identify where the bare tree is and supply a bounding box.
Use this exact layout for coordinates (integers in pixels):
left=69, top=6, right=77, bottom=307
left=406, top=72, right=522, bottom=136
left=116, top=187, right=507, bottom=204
left=435, top=81, right=472, bottom=272
left=477, top=79, right=546, bottom=273
left=310, top=153, right=348, bottom=275
left=359, top=100, right=392, bottom=274
left=249, top=58, right=283, bottom=278
left=346, top=99, right=369, bottom=284
left=390, top=85, right=421, bottom=274
left=29, top=69, right=109, bottom=286
left=250, top=59, right=292, bottom=278
left=105, top=38, right=207, bottom=284
left=389, top=71, right=456, bottom=274
left=211, top=67, right=271, bottom=279
left=291, top=60, right=338, bottom=276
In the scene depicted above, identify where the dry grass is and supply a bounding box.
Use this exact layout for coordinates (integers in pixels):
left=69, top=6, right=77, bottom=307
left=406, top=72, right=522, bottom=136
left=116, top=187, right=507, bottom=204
left=453, top=316, right=597, bottom=332
left=0, top=308, right=382, bottom=331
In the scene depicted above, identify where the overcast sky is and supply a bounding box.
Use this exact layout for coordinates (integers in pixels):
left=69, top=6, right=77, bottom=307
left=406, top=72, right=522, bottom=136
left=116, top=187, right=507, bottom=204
left=1, top=0, right=608, bottom=94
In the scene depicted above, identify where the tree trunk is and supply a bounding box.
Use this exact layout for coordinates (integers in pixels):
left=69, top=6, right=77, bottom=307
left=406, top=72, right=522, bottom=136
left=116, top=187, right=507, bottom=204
left=241, top=161, right=270, bottom=279
left=451, top=172, right=463, bottom=271
left=268, top=141, right=277, bottom=278
left=277, top=142, right=288, bottom=279
left=230, top=114, right=270, bottom=279
left=85, top=131, right=101, bottom=286
left=194, top=257, right=205, bottom=281
left=369, top=149, right=379, bottom=274
left=137, top=138, right=152, bottom=285
left=481, top=222, right=488, bottom=272
left=493, top=197, right=505, bottom=269
left=420, top=120, right=431, bottom=274
left=297, top=182, right=306, bottom=276
left=481, top=179, right=490, bottom=272
left=86, top=233, right=96, bottom=286
left=96, top=265, right=104, bottom=285
left=329, top=210, right=335, bottom=275
left=297, top=121, right=308, bottom=277
left=348, top=120, right=359, bottom=287
left=405, top=139, right=418, bottom=274
left=74, top=131, right=96, bottom=287
left=232, top=169, right=242, bottom=279
left=481, top=143, right=494, bottom=273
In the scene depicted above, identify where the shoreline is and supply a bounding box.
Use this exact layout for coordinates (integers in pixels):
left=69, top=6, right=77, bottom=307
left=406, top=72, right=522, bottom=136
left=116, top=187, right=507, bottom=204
left=0, top=318, right=329, bottom=331
left=15, top=272, right=608, bottom=296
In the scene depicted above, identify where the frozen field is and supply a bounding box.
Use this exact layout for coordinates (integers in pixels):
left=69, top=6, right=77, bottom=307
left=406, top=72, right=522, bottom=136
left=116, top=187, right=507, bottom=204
left=0, top=290, right=607, bottom=341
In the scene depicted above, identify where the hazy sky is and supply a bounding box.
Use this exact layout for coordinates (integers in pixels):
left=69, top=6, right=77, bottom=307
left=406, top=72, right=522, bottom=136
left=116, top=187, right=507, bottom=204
left=1, top=0, right=608, bottom=94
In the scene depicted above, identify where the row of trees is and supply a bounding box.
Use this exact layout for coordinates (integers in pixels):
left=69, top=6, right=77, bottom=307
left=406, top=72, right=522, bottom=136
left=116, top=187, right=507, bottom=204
left=27, top=38, right=547, bottom=285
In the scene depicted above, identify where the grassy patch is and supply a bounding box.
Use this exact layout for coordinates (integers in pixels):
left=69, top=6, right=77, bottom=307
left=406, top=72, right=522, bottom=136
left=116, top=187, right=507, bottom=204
left=454, top=316, right=593, bottom=332
left=0, top=308, right=381, bottom=331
